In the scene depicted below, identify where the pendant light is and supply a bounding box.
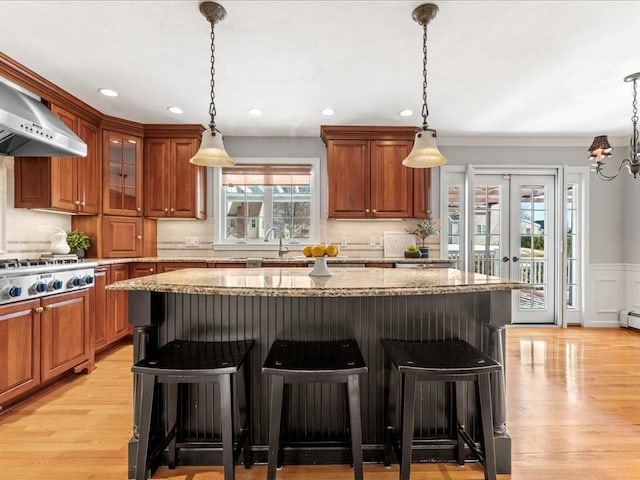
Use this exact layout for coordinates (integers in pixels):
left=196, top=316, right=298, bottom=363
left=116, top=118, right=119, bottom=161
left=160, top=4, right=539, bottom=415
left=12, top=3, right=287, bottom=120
left=190, top=1, right=234, bottom=167
left=402, top=3, right=448, bottom=169
left=589, top=72, right=640, bottom=180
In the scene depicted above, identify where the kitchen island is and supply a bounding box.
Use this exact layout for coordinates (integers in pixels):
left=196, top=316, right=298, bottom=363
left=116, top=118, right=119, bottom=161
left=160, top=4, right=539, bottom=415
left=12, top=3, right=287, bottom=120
left=108, top=267, right=521, bottom=477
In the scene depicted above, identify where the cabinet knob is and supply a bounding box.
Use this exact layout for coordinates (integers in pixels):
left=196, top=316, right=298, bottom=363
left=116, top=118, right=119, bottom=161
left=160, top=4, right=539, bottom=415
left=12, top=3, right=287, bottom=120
left=34, top=306, right=44, bottom=313
left=45, top=304, right=53, bottom=310
left=80, top=201, right=86, bottom=206
left=149, top=268, right=154, bottom=272
left=164, top=208, right=169, bottom=212
left=365, top=208, right=370, bottom=213
left=372, top=209, right=377, bottom=213
left=74, top=200, right=81, bottom=205
left=170, top=208, right=175, bottom=212
left=137, top=207, right=141, bottom=212
left=136, top=235, right=142, bottom=240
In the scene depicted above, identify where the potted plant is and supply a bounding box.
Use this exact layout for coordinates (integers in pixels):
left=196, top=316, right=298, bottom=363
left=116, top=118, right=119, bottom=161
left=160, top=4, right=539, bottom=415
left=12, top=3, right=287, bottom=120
left=406, top=217, right=438, bottom=257
left=66, top=230, right=90, bottom=258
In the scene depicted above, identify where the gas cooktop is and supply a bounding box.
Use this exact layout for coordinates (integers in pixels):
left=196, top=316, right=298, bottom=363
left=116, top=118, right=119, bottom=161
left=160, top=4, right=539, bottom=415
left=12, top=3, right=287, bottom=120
left=0, top=257, right=97, bottom=305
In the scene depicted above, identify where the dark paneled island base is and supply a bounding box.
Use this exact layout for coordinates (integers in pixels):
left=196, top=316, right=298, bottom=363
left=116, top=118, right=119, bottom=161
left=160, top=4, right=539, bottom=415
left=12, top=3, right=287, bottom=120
left=125, top=288, right=512, bottom=478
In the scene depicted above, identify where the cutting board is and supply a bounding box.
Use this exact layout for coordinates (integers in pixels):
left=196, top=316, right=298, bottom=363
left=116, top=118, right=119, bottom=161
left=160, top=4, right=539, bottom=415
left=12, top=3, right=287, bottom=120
left=383, top=232, right=416, bottom=257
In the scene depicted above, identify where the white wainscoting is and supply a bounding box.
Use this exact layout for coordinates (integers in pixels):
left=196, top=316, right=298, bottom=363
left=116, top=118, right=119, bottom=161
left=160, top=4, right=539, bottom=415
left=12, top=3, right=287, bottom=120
left=586, top=264, right=626, bottom=327
left=624, top=264, right=640, bottom=313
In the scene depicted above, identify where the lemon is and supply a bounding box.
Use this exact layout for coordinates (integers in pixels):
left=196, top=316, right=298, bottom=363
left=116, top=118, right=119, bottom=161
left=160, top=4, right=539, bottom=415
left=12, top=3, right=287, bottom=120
left=325, top=244, right=339, bottom=257
left=406, top=244, right=418, bottom=252
left=311, top=244, right=326, bottom=257
left=302, top=245, right=313, bottom=257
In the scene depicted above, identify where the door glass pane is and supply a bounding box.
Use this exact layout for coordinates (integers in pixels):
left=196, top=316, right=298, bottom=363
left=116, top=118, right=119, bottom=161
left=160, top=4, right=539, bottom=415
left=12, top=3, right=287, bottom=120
left=446, top=185, right=462, bottom=268
left=473, top=184, right=502, bottom=276
left=566, top=184, right=579, bottom=310
left=518, top=184, right=547, bottom=310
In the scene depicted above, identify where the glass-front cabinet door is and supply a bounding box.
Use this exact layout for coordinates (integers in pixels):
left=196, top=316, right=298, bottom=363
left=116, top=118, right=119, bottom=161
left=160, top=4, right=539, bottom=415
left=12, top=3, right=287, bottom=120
left=102, top=130, right=142, bottom=216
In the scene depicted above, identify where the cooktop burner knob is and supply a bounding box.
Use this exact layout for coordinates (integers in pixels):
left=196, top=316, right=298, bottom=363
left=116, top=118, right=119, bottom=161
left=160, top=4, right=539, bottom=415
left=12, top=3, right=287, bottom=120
left=68, top=277, right=82, bottom=288
left=33, top=281, right=48, bottom=293
left=82, top=275, right=94, bottom=285
left=3, top=285, right=22, bottom=298
left=49, top=279, right=63, bottom=291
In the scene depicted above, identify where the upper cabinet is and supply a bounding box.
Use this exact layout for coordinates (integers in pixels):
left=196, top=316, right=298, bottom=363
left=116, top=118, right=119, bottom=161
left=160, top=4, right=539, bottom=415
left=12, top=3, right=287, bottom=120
left=143, top=126, right=206, bottom=219
left=14, top=104, right=101, bottom=214
left=321, top=126, right=430, bottom=219
left=102, top=129, right=143, bottom=216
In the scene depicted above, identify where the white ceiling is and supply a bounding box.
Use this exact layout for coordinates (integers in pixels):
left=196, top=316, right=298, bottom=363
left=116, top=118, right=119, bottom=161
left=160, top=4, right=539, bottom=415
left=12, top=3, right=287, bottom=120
left=1, top=0, right=639, bottom=141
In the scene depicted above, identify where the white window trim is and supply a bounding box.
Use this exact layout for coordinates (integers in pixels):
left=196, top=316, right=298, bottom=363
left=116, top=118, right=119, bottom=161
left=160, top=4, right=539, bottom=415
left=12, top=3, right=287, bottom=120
left=212, top=157, right=320, bottom=251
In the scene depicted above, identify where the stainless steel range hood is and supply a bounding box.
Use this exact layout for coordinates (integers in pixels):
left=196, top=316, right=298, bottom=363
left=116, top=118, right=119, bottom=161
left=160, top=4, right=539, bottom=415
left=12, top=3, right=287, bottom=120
left=0, top=78, right=87, bottom=157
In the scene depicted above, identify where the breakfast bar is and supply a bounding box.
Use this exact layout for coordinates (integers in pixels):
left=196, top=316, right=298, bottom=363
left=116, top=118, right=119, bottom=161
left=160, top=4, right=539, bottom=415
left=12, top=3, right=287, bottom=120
left=108, top=267, right=522, bottom=477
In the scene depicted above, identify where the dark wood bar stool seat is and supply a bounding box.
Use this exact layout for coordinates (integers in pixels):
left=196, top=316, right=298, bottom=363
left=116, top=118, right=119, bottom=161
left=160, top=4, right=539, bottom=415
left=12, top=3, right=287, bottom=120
left=262, top=339, right=367, bottom=480
left=382, top=339, right=502, bottom=480
left=132, top=340, right=253, bottom=480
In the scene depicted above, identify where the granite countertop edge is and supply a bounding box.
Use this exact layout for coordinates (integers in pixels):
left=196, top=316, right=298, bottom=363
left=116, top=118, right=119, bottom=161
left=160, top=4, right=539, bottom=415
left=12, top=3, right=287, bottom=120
left=106, top=282, right=523, bottom=297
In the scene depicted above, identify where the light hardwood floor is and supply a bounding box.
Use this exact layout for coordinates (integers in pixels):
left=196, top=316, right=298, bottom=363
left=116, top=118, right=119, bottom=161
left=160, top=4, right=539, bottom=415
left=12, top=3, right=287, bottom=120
left=1, top=327, right=639, bottom=480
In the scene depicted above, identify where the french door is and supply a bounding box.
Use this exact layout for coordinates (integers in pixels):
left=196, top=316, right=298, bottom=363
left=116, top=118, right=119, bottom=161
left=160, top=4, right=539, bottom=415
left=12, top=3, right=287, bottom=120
left=472, top=174, right=556, bottom=324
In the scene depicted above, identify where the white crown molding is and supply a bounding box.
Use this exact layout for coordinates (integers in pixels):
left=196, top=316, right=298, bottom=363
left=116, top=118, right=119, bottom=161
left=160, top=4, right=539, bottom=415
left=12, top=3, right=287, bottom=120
left=436, top=135, right=630, bottom=148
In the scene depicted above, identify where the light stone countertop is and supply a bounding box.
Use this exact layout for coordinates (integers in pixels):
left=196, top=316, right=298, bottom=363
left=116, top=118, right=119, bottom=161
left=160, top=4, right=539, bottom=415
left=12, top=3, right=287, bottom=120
left=107, top=267, right=523, bottom=297
left=90, top=256, right=452, bottom=266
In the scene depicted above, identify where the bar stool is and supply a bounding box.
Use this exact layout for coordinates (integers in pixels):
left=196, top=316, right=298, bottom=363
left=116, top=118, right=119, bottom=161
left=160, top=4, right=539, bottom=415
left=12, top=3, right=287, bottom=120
left=262, top=339, right=367, bottom=480
left=382, top=339, right=501, bottom=480
left=132, top=339, right=253, bottom=480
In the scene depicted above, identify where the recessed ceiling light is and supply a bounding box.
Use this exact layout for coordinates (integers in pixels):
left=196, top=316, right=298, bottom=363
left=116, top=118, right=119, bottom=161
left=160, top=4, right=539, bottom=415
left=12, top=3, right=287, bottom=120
left=167, top=106, right=184, bottom=115
left=399, top=109, right=414, bottom=117
left=247, top=108, right=263, bottom=116
left=321, top=108, right=335, bottom=116
left=110, top=139, right=121, bottom=144
left=98, top=88, right=119, bottom=97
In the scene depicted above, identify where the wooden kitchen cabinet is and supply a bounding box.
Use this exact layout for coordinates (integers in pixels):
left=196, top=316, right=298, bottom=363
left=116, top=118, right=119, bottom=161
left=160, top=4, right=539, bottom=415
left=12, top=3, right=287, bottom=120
left=93, top=266, right=109, bottom=351
left=109, top=264, right=130, bottom=342
left=14, top=104, right=101, bottom=214
left=321, top=126, right=429, bottom=219
left=156, top=262, right=207, bottom=273
left=102, top=216, right=144, bottom=257
left=40, top=289, right=90, bottom=382
left=144, top=126, right=206, bottom=219
left=93, top=264, right=129, bottom=353
left=102, top=129, right=143, bottom=216
left=129, top=263, right=157, bottom=278
left=72, top=215, right=157, bottom=258
left=0, top=299, right=41, bottom=407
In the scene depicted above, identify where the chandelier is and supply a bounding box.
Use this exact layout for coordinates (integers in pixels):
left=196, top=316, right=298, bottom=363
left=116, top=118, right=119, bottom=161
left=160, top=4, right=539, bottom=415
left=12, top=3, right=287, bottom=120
left=402, top=3, right=448, bottom=169
left=589, top=72, right=640, bottom=180
left=189, top=1, right=234, bottom=167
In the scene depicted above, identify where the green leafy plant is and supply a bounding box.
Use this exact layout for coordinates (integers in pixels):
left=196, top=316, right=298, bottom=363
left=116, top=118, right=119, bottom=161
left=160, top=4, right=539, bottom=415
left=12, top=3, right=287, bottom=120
left=406, top=217, right=438, bottom=247
left=66, top=230, right=90, bottom=252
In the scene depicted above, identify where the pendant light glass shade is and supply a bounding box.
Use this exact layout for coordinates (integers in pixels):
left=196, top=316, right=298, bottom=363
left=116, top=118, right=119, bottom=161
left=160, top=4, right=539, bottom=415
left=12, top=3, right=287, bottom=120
left=189, top=128, right=234, bottom=167
left=402, top=129, right=448, bottom=168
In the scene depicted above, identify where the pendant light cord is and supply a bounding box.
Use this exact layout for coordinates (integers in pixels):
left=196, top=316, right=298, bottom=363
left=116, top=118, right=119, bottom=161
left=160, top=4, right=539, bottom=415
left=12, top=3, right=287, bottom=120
left=209, top=21, right=217, bottom=132
left=632, top=78, right=639, bottom=159
left=421, top=23, right=429, bottom=131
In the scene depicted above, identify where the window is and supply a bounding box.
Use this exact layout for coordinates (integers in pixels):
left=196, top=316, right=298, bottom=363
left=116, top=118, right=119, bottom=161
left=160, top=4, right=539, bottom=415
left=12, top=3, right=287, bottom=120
left=213, top=158, right=320, bottom=248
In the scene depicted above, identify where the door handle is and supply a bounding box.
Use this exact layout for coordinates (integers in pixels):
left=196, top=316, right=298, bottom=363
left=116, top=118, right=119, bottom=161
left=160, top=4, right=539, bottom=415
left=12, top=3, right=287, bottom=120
left=502, top=256, right=510, bottom=262
left=512, top=256, right=519, bottom=262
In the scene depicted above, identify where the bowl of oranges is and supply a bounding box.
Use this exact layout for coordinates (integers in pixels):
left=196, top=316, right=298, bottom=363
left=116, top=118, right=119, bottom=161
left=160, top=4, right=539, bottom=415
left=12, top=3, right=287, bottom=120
left=303, top=244, right=339, bottom=276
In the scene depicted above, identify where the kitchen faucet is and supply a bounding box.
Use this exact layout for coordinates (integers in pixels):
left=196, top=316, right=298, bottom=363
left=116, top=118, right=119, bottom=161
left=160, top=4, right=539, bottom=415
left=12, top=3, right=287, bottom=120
left=264, top=226, right=290, bottom=258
